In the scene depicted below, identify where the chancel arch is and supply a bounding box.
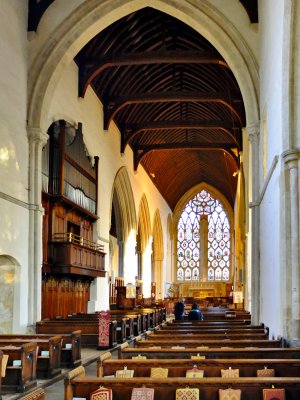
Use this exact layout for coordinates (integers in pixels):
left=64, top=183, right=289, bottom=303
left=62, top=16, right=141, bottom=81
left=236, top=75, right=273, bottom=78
left=173, top=183, right=234, bottom=299
left=0, top=255, right=20, bottom=333
left=152, top=209, right=164, bottom=300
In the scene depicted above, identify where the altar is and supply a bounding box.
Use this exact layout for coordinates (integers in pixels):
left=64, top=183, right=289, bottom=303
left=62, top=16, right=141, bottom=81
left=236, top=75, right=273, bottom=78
left=179, top=282, right=232, bottom=299
left=190, top=288, right=215, bottom=299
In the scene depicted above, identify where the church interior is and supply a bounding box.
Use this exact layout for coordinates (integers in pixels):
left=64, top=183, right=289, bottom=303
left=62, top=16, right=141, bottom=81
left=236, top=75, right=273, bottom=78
left=0, top=0, right=300, bottom=398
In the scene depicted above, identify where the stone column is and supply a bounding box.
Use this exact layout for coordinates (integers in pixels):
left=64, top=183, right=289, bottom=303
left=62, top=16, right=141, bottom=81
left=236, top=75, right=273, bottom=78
left=27, top=127, right=48, bottom=327
left=88, top=276, right=110, bottom=312
left=247, top=122, right=260, bottom=324
left=283, top=150, right=300, bottom=343
left=200, top=214, right=208, bottom=281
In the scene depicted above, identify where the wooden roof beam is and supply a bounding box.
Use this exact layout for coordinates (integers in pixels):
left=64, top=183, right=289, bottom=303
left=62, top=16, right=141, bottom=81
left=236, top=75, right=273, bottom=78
left=104, top=91, right=242, bottom=129
left=77, top=50, right=227, bottom=97
left=133, top=142, right=239, bottom=170
left=121, top=119, right=241, bottom=153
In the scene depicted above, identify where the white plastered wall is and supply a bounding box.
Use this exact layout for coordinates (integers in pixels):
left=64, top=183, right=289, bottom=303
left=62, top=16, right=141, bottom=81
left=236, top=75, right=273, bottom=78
left=0, top=1, right=30, bottom=332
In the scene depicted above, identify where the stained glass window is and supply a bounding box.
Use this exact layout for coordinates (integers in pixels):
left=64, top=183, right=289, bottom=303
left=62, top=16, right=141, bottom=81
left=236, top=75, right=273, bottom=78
left=177, top=189, right=230, bottom=281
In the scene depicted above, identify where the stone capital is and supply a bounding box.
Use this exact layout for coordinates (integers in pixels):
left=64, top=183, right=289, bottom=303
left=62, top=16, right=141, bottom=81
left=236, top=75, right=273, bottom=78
left=27, top=126, right=48, bottom=147
left=282, top=148, right=300, bottom=168
left=246, top=121, right=260, bottom=143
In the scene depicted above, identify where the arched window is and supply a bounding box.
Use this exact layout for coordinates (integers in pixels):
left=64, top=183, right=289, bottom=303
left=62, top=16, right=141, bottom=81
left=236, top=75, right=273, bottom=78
left=177, top=189, right=230, bottom=281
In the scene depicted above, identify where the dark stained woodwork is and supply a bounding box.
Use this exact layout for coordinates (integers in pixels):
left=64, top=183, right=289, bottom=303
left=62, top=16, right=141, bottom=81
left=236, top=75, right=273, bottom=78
left=121, top=119, right=240, bottom=153
left=78, top=51, right=228, bottom=97
left=75, top=7, right=246, bottom=208
left=134, top=143, right=239, bottom=171
left=0, top=342, right=37, bottom=393
left=27, top=0, right=54, bottom=32
left=65, top=376, right=300, bottom=400
left=104, top=91, right=242, bottom=130
left=42, top=277, right=91, bottom=319
left=239, top=0, right=258, bottom=23
left=48, top=241, right=105, bottom=278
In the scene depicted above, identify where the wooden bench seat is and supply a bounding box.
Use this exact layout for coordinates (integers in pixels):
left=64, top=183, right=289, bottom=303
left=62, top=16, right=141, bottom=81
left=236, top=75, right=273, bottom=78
left=184, top=311, right=251, bottom=321
left=64, top=373, right=300, bottom=400
left=65, top=313, right=135, bottom=340
left=19, top=388, right=45, bottom=400
left=169, top=320, right=252, bottom=326
left=120, top=346, right=300, bottom=359
left=0, top=342, right=37, bottom=393
left=36, top=319, right=117, bottom=347
left=149, top=332, right=269, bottom=340
left=136, top=338, right=282, bottom=348
left=0, top=336, right=61, bottom=379
left=162, top=322, right=265, bottom=330
left=0, top=331, right=81, bottom=369
left=158, top=328, right=268, bottom=336
left=98, top=356, right=300, bottom=378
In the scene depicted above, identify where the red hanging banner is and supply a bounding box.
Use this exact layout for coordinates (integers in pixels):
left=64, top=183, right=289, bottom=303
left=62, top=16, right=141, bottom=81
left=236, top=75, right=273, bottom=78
left=98, top=310, right=110, bottom=349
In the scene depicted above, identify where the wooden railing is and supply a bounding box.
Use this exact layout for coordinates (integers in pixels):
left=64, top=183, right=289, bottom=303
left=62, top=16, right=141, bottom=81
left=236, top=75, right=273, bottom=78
left=48, top=233, right=105, bottom=278
left=52, top=233, right=104, bottom=252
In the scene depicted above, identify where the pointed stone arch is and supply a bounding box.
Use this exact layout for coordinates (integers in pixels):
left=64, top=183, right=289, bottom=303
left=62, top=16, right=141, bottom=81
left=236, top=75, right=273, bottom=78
left=26, top=0, right=259, bottom=312
left=137, top=194, right=151, bottom=252
left=110, top=167, right=137, bottom=279
left=28, top=0, right=258, bottom=132
left=0, top=255, right=21, bottom=333
left=137, top=194, right=152, bottom=296
left=152, top=209, right=164, bottom=299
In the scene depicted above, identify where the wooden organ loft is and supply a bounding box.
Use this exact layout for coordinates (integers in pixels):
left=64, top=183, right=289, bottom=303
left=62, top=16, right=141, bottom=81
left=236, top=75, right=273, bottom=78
left=41, top=120, right=105, bottom=319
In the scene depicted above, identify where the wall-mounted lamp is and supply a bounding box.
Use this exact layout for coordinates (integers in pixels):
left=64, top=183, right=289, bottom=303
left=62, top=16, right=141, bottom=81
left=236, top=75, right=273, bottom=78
left=150, top=172, right=155, bottom=178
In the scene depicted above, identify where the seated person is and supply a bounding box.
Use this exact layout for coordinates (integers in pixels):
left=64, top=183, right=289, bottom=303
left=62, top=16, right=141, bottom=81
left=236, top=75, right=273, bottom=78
left=188, top=302, right=203, bottom=320
left=174, top=299, right=185, bottom=320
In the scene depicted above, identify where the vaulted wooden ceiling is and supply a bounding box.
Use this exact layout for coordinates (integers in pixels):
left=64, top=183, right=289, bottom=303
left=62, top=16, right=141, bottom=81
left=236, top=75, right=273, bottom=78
left=28, top=3, right=252, bottom=210
left=75, top=7, right=246, bottom=209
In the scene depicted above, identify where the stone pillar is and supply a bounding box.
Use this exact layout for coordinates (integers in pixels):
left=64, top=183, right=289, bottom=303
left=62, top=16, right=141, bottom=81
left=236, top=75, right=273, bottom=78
left=200, top=214, right=208, bottom=281
left=283, top=150, right=300, bottom=343
left=88, top=277, right=110, bottom=312
left=247, top=122, right=260, bottom=324
left=152, top=256, right=163, bottom=299
left=27, top=127, right=48, bottom=327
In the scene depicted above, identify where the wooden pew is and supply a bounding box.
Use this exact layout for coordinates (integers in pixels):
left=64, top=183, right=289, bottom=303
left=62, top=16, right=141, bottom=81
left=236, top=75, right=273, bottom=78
left=65, top=313, right=134, bottom=340
left=0, top=336, right=61, bottom=379
left=110, top=312, right=142, bottom=336
left=162, top=322, right=265, bottom=330
left=0, top=342, right=37, bottom=393
left=64, top=372, right=300, bottom=400
left=135, top=338, right=282, bottom=348
left=186, top=311, right=251, bottom=321
left=36, top=319, right=118, bottom=348
left=19, top=388, right=45, bottom=399
left=98, top=356, right=300, bottom=378
left=158, top=327, right=268, bottom=336
left=0, top=331, right=81, bottom=368
left=149, top=332, right=269, bottom=340
left=120, top=345, right=300, bottom=360
left=169, top=320, right=251, bottom=326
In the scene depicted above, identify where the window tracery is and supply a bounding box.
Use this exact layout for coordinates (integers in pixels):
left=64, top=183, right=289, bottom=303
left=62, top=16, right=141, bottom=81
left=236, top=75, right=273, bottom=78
left=177, top=190, right=230, bottom=281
